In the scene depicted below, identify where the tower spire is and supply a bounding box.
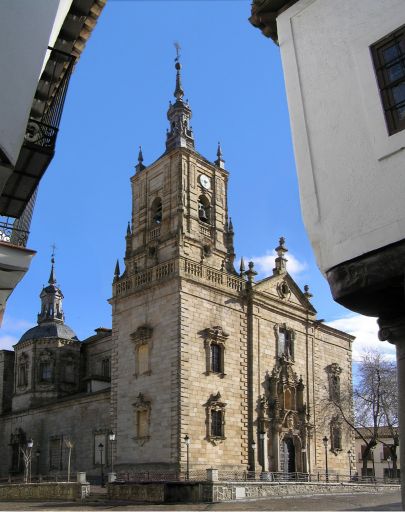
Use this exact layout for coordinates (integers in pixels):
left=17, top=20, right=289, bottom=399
left=215, top=142, right=225, bottom=169
left=38, top=251, right=65, bottom=325
left=166, top=43, right=195, bottom=151
left=135, top=145, right=145, bottom=173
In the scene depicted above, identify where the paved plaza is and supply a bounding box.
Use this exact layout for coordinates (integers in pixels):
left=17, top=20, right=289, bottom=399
left=0, top=489, right=400, bottom=511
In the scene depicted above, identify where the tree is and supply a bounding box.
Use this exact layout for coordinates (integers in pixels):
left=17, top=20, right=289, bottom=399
left=354, top=352, right=398, bottom=474
left=64, top=438, right=74, bottom=482
left=323, top=351, right=398, bottom=477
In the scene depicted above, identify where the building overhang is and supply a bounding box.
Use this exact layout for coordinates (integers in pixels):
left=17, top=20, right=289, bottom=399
left=0, top=241, right=36, bottom=325
left=0, top=0, right=106, bottom=219
left=249, top=0, right=299, bottom=43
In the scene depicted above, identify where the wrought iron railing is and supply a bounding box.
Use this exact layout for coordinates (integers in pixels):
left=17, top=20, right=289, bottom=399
left=0, top=220, right=29, bottom=247
left=24, top=47, right=76, bottom=152
left=113, top=469, right=400, bottom=485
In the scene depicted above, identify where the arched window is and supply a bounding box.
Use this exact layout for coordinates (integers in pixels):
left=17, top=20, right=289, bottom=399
left=151, top=197, right=162, bottom=225
left=198, top=196, right=211, bottom=224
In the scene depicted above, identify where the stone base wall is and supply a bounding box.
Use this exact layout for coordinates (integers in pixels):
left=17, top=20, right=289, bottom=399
left=108, top=482, right=165, bottom=502
left=0, top=482, right=90, bottom=501
left=205, top=482, right=401, bottom=502
left=108, top=481, right=400, bottom=503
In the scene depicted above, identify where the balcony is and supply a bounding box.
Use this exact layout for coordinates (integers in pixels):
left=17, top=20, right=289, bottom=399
left=0, top=48, right=75, bottom=219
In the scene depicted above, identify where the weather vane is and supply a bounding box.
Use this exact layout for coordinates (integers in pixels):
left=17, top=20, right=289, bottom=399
left=51, top=243, right=57, bottom=261
left=174, top=41, right=181, bottom=62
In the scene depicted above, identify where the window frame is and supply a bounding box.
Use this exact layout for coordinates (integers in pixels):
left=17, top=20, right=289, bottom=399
left=371, top=24, right=405, bottom=135
left=203, top=326, right=228, bottom=377
left=205, top=392, right=226, bottom=445
left=131, top=325, right=153, bottom=378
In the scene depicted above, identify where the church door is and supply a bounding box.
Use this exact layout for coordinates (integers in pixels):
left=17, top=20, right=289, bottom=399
left=281, top=437, right=296, bottom=474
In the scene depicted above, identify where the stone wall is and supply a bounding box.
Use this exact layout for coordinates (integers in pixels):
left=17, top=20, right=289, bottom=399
left=0, top=482, right=90, bottom=501
left=108, top=481, right=400, bottom=503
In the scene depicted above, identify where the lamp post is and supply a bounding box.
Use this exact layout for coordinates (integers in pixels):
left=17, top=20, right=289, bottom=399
left=370, top=446, right=376, bottom=481
left=348, top=450, right=352, bottom=480
left=98, top=443, right=104, bottom=487
left=108, top=431, right=116, bottom=474
left=387, top=456, right=392, bottom=479
left=251, top=439, right=256, bottom=475
left=184, top=434, right=190, bottom=480
left=35, top=448, right=41, bottom=479
left=323, top=436, right=329, bottom=482
left=259, top=432, right=266, bottom=472
left=27, top=439, right=34, bottom=483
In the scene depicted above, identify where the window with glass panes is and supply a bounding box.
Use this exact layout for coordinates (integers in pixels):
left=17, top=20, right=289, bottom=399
left=371, top=25, right=405, bottom=134
left=210, top=344, right=221, bottom=373
left=211, top=410, right=223, bottom=437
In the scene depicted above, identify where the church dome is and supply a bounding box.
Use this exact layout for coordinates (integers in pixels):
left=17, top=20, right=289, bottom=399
left=18, top=322, right=78, bottom=343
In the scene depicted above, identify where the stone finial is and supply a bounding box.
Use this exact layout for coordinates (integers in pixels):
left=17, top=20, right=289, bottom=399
left=228, top=217, right=234, bottom=234
left=174, top=42, right=184, bottom=101
left=114, top=260, right=120, bottom=282
left=239, top=257, right=246, bottom=277
left=126, top=222, right=131, bottom=236
left=135, top=146, right=145, bottom=173
left=245, top=261, right=257, bottom=285
left=214, top=142, right=225, bottom=169
left=273, top=236, right=288, bottom=275
left=303, top=284, right=313, bottom=300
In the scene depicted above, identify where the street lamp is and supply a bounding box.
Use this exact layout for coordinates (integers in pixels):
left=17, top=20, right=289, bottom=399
left=323, top=436, right=329, bottom=482
left=27, top=439, right=33, bottom=483
left=347, top=450, right=352, bottom=480
left=251, top=439, right=256, bottom=474
left=184, top=434, right=190, bottom=480
left=108, top=431, right=116, bottom=474
left=387, top=456, right=392, bottom=479
left=98, top=443, right=104, bottom=487
left=259, top=432, right=266, bottom=472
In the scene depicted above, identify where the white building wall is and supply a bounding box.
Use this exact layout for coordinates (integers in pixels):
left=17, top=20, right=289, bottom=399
left=276, top=0, right=405, bottom=273
left=0, top=0, right=72, bottom=167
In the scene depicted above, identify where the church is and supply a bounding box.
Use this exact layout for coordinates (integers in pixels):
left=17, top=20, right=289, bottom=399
left=0, top=57, right=354, bottom=479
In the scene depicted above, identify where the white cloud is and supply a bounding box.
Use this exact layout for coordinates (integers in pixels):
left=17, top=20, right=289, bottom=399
left=326, top=314, right=395, bottom=362
left=247, top=250, right=307, bottom=278
left=2, top=316, right=31, bottom=334
left=0, top=334, right=18, bottom=351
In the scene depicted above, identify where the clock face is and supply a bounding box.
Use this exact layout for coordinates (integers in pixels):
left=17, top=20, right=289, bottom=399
left=199, top=174, right=211, bottom=190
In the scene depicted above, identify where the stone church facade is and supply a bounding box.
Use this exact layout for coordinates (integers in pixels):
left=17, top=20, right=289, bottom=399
left=0, top=58, right=354, bottom=479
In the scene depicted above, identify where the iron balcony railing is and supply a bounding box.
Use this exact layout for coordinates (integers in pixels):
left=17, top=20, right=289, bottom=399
left=24, top=47, right=76, bottom=152
left=0, top=220, right=29, bottom=248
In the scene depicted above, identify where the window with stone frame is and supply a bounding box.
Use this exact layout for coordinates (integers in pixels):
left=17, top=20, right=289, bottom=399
left=371, top=24, right=405, bottom=135
left=17, top=353, right=29, bottom=387
left=101, top=357, right=111, bottom=379
left=133, top=393, right=151, bottom=442
left=275, top=324, right=295, bottom=361
left=330, top=417, right=342, bottom=454
left=62, top=356, right=75, bottom=384
left=38, top=350, right=54, bottom=384
left=131, top=326, right=153, bottom=378
left=203, top=326, right=228, bottom=376
left=326, top=363, right=342, bottom=402
left=205, top=392, right=226, bottom=444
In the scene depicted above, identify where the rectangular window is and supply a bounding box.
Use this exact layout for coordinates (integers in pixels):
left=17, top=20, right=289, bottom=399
left=18, top=364, right=28, bottom=387
left=138, top=345, right=149, bottom=375
left=211, top=410, right=223, bottom=437
left=101, top=358, right=110, bottom=379
left=137, top=410, right=149, bottom=438
left=210, top=344, right=221, bottom=373
left=40, top=362, right=52, bottom=382
left=371, top=24, right=405, bottom=135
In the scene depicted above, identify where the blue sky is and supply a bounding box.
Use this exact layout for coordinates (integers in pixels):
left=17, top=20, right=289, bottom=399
left=2, top=1, right=394, bottom=362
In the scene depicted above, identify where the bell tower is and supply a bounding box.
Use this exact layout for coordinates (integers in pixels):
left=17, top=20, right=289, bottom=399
left=110, top=52, right=246, bottom=474
left=122, top=53, right=236, bottom=279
